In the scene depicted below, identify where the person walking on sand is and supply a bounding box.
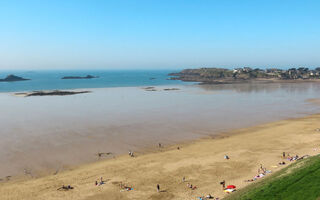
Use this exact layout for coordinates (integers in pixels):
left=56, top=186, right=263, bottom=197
left=157, top=184, right=160, bottom=192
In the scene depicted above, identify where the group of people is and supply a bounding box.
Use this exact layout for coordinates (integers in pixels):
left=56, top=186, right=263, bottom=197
left=245, top=164, right=272, bottom=182
left=186, top=182, right=197, bottom=190
left=197, top=194, right=218, bottom=200
left=57, top=146, right=312, bottom=200
left=128, top=150, right=134, bottom=157
left=185, top=177, right=220, bottom=199
left=245, top=152, right=306, bottom=183
left=119, top=182, right=134, bottom=191
left=283, top=152, right=303, bottom=161
left=95, top=177, right=105, bottom=186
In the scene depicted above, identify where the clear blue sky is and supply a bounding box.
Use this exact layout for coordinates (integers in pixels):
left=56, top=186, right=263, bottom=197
left=0, top=0, right=319, bottom=70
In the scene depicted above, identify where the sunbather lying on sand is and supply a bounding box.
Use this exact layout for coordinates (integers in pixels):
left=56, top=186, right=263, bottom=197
left=186, top=183, right=197, bottom=190
left=119, top=182, right=133, bottom=191
left=297, top=155, right=309, bottom=160
left=206, top=194, right=214, bottom=199
left=57, top=185, right=74, bottom=191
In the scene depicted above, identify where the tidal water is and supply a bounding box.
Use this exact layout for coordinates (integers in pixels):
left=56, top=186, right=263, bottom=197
left=0, top=75, right=320, bottom=178
left=0, top=70, right=184, bottom=92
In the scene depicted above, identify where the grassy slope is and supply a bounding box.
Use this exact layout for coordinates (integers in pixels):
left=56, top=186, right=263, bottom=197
left=225, top=155, right=320, bottom=200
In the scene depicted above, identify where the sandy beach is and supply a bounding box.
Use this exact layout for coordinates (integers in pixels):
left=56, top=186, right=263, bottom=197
left=1, top=113, right=320, bottom=200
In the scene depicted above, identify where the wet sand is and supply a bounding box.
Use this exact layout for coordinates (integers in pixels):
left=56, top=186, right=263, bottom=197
left=0, top=83, right=320, bottom=178
left=1, top=113, right=320, bottom=200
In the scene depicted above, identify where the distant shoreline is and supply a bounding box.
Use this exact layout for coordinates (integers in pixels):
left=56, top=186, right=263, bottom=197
left=169, top=67, right=320, bottom=84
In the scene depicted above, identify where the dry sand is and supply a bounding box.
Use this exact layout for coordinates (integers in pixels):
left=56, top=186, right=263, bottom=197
left=1, top=114, right=320, bottom=200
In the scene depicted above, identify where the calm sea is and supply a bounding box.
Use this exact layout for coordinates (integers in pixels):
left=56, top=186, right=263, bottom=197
left=0, top=70, right=184, bottom=92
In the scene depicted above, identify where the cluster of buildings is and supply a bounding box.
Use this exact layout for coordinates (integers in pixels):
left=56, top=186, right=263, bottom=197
left=232, top=67, right=320, bottom=79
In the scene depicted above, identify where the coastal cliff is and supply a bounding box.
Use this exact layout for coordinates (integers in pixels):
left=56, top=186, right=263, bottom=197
left=169, top=67, right=320, bottom=84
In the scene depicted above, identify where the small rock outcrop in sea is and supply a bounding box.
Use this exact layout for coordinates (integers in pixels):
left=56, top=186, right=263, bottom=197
left=142, top=86, right=157, bottom=91
left=163, top=88, right=180, bottom=91
left=0, top=75, right=30, bottom=82
left=61, top=75, right=99, bottom=79
left=15, top=90, right=91, bottom=97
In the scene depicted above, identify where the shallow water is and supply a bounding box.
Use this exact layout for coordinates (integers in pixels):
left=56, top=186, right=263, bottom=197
left=0, top=82, right=320, bottom=177
left=0, top=69, right=185, bottom=92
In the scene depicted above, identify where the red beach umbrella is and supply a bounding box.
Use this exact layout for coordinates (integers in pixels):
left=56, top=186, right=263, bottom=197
left=226, top=185, right=236, bottom=189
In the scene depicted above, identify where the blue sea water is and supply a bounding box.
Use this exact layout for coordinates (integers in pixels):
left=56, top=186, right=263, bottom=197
left=0, top=70, right=185, bottom=92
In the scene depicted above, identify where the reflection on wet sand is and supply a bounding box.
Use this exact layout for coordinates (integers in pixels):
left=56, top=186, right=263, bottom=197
left=0, top=83, right=320, bottom=178
left=198, top=82, right=320, bottom=94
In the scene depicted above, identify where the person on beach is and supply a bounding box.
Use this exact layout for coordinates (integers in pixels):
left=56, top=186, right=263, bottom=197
left=259, top=164, right=266, bottom=173
left=157, top=184, right=160, bottom=192
left=220, top=180, right=225, bottom=190
left=283, top=152, right=286, bottom=158
left=95, top=181, right=98, bottom=186
left=206, top=194, right=213, bottom=199
left=182, top=177, right=185, bottom=182
left=58, top=185, right=74, bottom=191
left=279, top=161, right=286, bottom=165
left=99, top=177, right=104, bottom=185
left=159, top=143, right=162, bottom=148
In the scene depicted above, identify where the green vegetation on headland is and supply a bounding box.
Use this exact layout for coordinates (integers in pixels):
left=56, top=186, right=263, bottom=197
left=169, top=67, right=320, bottom=84
left=225, top=155, right=320, bottom=200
